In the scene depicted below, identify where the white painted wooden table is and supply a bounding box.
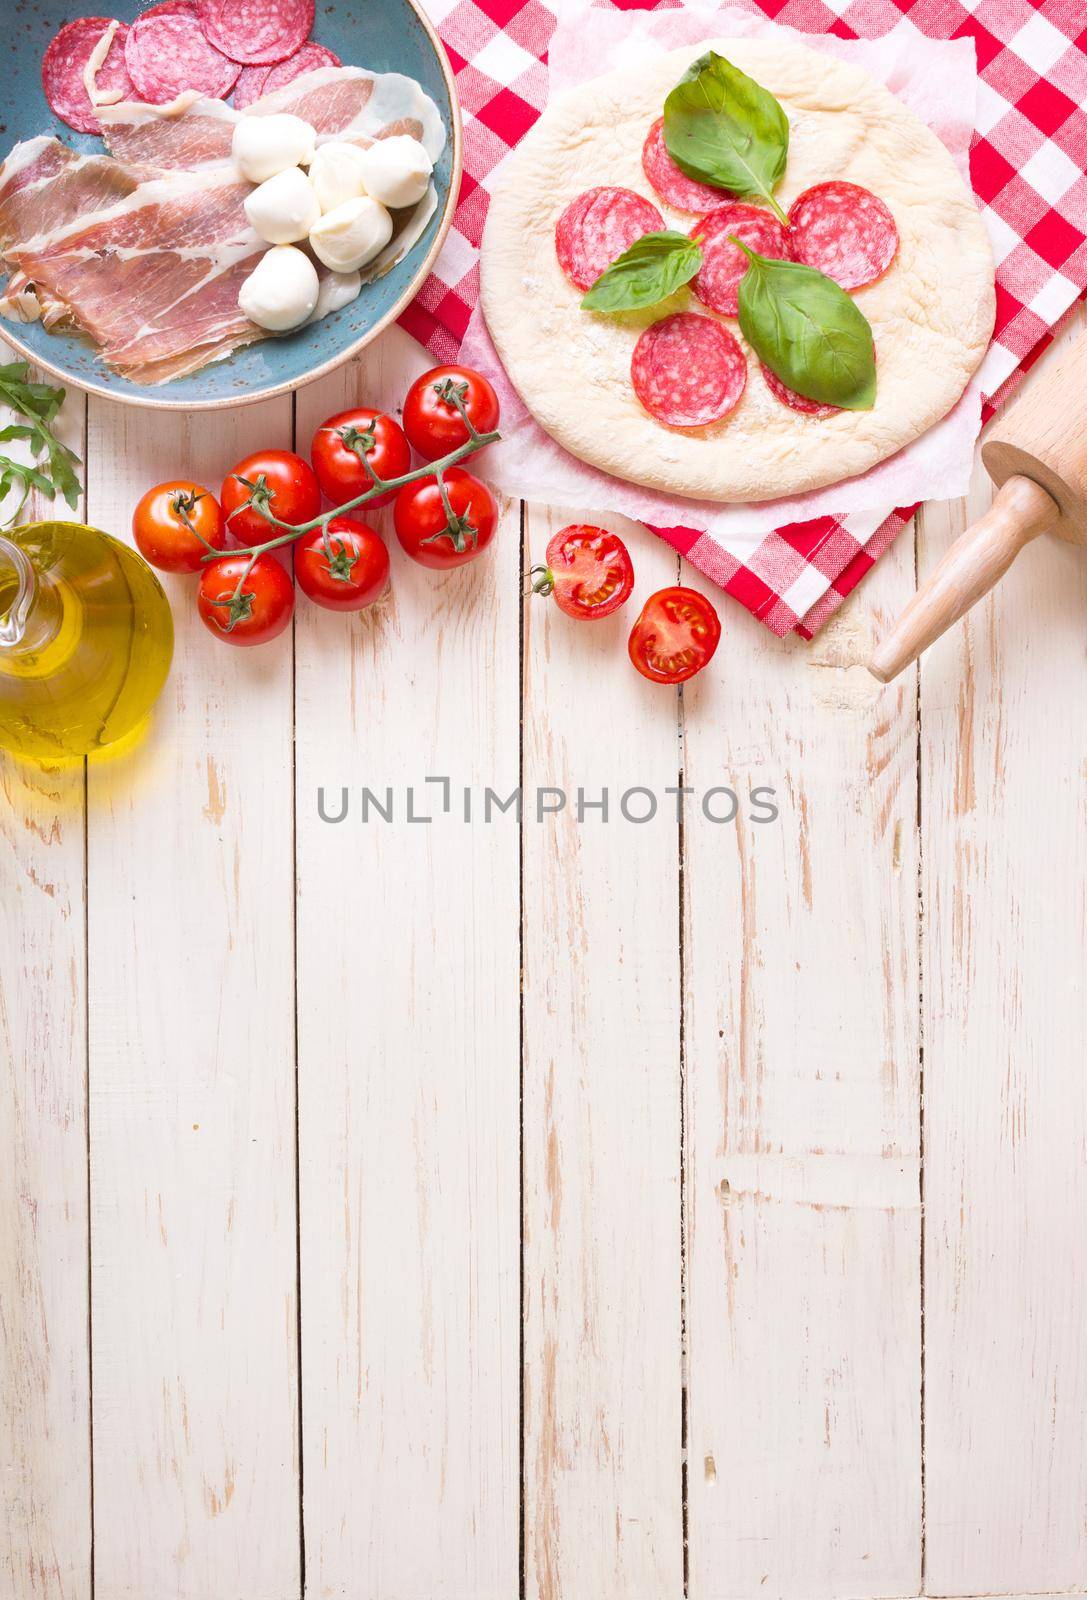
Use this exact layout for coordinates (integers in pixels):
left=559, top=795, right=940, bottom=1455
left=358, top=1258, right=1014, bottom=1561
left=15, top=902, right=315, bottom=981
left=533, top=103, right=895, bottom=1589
left=2, top=309, right=1086, bottom=1600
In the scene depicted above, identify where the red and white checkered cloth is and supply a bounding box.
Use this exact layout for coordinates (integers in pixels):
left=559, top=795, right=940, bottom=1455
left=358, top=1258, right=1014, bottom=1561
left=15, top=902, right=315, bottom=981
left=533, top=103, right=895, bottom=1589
left=399, top=0, right=1087, bottom=637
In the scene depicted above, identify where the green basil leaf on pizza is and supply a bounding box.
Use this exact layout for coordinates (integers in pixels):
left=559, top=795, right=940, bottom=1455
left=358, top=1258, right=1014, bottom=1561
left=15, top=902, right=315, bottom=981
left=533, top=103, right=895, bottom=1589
left=663, top=52, right=790, bottom=225
left=581, top=230, right=704, bottom=312
left=732, top=240, right=876, bottom=411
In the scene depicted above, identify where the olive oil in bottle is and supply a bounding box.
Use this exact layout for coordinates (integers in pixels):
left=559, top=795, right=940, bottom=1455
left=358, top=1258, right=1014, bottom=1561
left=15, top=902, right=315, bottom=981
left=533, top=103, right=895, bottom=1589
left=0, top=522, right=174, bottom=762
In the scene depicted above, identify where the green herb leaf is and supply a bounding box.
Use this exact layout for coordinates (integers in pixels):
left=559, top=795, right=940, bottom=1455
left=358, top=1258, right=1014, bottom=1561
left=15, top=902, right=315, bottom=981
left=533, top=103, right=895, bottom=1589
left=732, top=239, right=876, bottom=410
left=581, top=230, right=704, bottom=313
left=663, top=51, right=790, bottom=226
left=0, top=360, right=83, bottom=522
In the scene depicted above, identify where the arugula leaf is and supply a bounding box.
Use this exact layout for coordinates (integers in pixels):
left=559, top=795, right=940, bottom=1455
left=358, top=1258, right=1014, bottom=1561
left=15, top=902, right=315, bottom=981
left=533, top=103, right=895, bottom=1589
left=663, top=52, right=790, bottom=226
left=732, top=239, right=876, bottom=411
left=0, top=360, right=83, bottom=522
left=581, top=231, right=704, bottom=313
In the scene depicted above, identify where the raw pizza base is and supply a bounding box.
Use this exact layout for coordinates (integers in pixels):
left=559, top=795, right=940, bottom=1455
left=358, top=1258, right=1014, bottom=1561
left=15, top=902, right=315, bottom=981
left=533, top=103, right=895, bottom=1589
left=479, top=36, right=996, bottom=504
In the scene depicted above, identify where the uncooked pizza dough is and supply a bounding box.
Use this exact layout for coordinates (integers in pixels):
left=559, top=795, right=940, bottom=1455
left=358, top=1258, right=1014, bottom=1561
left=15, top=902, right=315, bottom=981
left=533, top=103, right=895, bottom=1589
left=480, top=36, right=996, bottom=503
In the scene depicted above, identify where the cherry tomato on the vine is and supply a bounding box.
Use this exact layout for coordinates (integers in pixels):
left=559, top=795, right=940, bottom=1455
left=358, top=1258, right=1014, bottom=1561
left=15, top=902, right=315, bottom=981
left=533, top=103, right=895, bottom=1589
left=402, top=365, right=500, bottom=461
left=132, top=480, right=226, bottom=574
left=296, top=517, right=390, bottom=611
left=628, top=586, right=721, bottom=684
left=197, top=553, right=295, bottom=646
left=528, top=525, right=634, bottom=620
left=393, top=467, right=498, bottom=570
left=310, top=408, right=411, bottom=509
left=221, top=450, right=321, bottom=545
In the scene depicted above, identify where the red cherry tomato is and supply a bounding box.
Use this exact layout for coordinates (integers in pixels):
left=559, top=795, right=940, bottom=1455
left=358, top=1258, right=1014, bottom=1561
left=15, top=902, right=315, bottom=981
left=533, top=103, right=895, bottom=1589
left=393, top=467, right=498, bottom=570
left=220, top=450, right=321, bottom=545
left=530, top=525, right=634, bottom=620
left=402, top=365, right=500, bottom=462
left=310, top=408, right=411, bottom=509
left=628, top=586, right=721, bottom=684
left=197, top=553, right=294, bottom=646
left=132, top=480, right=226, bottom=574
left=296, top=517, right=390, bottom=611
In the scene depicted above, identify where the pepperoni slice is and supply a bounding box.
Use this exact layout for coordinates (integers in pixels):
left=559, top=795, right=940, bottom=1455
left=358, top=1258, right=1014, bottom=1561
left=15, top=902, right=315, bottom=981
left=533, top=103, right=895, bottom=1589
left=787, top=181, right=898, bottom=291
left=196, top=0, right=315, bottom=65
left=556, top=187, right=664, bottom=293
left=42, top=16, right=137, bottom=135
left=641, top=117, right=728, bottom=214
left=631, top=313, right=747, bottom=428
left=760, top=362, right=841, bottom=419
left=232, top=62, right=271, bottom=106
left=690, top=203, right=791, bottom=318
left=259, top=41, right=340, bottom=95
left=126, top=7, right=240, bottom=102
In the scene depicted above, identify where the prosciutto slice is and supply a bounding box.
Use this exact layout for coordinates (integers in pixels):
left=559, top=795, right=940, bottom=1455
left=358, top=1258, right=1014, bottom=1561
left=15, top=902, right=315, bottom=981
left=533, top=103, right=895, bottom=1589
left=0, top=136, right=263, bottom=383
left=98, top=65, right=446, bottom=173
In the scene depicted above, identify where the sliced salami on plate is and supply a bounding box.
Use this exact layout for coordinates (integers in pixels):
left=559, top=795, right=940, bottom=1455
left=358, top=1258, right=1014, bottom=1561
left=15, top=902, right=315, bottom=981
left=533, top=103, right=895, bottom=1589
left=690, top=202, right=790, bottom=318
left=631, top=313, right=747, bottom=428
left=232, top=61, right=271, bottom=106
left=556, top=187, right=664, bottom=293
left=126, top=7, right=241, bottom=102
left=259, top=41, right=341, bottom=96
left=42, top=16, right=137, bottom=135
left=787, top=181, right=899, bottom=291
left=197, top=0, right=315, bottom=66
left=641, top=117, right=728, bottom=215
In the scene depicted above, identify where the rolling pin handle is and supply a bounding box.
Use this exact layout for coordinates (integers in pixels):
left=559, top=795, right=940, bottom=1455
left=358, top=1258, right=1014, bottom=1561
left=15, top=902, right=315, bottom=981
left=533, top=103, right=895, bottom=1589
left=867, top=475, right=1057, bottom=683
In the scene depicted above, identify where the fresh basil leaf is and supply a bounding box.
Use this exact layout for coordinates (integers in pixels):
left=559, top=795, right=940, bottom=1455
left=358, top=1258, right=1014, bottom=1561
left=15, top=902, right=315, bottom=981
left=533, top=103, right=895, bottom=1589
left=663, top=51, right=790, bottom=225
left=732, top=239, right=876, bottom=410
left=581, top=230, right=703, bottom=313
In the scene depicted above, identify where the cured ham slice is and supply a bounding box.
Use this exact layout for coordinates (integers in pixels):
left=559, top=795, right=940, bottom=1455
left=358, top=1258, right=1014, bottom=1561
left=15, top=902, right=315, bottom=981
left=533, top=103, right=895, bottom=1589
left=98, top=64, right=446, bottom=172
left=0, top=136, right=263, bottom=382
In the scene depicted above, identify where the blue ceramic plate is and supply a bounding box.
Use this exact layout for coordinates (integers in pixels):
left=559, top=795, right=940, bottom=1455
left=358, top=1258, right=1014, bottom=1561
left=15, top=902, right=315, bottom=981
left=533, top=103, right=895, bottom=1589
left=2, top=0, right=461, bottom=407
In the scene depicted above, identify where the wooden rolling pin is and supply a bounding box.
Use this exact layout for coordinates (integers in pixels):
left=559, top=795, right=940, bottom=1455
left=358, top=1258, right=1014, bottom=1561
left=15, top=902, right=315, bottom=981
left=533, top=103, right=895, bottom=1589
left=868, top=330, right=1087, bottom=683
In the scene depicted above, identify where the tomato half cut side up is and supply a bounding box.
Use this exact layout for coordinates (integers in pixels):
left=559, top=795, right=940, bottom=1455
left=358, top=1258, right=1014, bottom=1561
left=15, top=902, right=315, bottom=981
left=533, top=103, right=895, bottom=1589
left=529, top=525, right=634, bottom=620
left=628, top=586, right=721, bottom=684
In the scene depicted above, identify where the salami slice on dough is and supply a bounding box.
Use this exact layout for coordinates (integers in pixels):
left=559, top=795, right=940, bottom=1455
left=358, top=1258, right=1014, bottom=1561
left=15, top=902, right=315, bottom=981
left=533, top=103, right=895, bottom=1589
left=641, top=118, right=727, bottom=215
left=556, top=187, right=664, bottom=293
left=126, top=7, right=240, bottom=102
left=197, top=0, right=315, bottom=65
left=760, top=362, right=841, bottom=418
left=260, top=41, right=340, bottom=94
left=42, top=16, right=137, bottom=135
left=631, top=313, right=747, bottom=428
left=787, top=181, right=898, bottom=291
left=690, top=203, right=790, bottom=318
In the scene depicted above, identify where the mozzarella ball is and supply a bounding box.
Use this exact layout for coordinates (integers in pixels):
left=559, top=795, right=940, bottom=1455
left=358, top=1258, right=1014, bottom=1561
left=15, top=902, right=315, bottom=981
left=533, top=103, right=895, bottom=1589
left=356, top=135, right=432, bottom=210
left=309, top=141, right=370, bottom=214
left=309, top=197, right=393, bottom=273
left=244, top=167, right=321, bottom=245
left=232, top=114, right=317, bottom=184
left=238, top=245, right=319, bottom=331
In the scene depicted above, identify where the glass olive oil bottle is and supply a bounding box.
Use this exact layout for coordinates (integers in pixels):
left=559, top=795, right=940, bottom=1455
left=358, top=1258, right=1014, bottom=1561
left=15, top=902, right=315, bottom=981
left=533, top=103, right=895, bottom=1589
left=0, top=522, right=174, bottom=761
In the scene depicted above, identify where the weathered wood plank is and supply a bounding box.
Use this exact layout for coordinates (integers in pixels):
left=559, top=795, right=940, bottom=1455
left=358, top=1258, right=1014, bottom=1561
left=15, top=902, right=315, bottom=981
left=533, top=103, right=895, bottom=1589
left=922, top=321, right=1087, bottom=1597
left=683, top=535, right=923, bottom=1598
left=294, top=328, right=520, bottom=1599
left=84, top=396, right=300, bottom=1600
left=521, top=507, right=684, bottom=1600
left=0, top=383, right=91, bottom=1600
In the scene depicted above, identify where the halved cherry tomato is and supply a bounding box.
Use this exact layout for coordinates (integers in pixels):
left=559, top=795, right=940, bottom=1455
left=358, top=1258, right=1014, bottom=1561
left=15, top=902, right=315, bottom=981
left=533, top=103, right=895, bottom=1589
left=393, top=467, right=498, bottom=570
left=197, top=553, right=294, bottom=646
left=402, top=365, right=500, bottom=461
left=296, top=517, right=389, bottom=611
left=310, top=408, right=411, bottom=509
left=628, top=586, right=721, bottom=684
left=221, top=450, right=321, bottom=545
left=528, top=525, right=634, bottom=620
left=132, top=480, right=226, bottom=574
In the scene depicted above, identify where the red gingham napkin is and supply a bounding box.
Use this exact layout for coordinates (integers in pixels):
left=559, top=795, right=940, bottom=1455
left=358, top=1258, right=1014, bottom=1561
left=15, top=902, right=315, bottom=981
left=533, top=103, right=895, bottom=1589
left=400, top=0, right=1087, bottom=638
